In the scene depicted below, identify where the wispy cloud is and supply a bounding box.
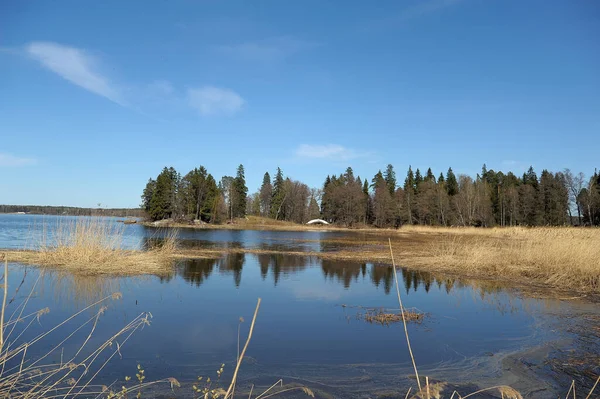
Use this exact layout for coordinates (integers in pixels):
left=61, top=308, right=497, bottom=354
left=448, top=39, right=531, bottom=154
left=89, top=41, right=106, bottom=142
left=26, top=42, right=125, bottom=106
left=21, top=42, right=245, bottom=117
left=187, top=86, right=245, bottom=116
left=217, top=36, right=318, bottom=63
left=0, top=153, right=37, bottom=167
left=296, top=144, right=371, bottom=161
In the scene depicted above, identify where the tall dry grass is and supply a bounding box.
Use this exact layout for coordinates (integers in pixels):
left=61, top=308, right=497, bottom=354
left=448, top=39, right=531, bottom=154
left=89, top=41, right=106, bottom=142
left=12, top=218, right=177, bottom=276
left=0, top=254, right=181, bottom=398
left=386, top=242, right=599, bottom=399
left=419, top=227, right=600, bottom=292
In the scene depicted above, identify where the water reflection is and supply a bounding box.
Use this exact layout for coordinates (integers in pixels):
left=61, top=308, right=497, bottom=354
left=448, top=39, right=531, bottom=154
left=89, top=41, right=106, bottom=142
left=171, top=252, right=506, bottom=299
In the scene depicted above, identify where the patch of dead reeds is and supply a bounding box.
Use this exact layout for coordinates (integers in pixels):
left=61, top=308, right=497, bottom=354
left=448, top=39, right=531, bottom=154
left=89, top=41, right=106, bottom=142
left=12, top=218, right=177, bottom=276
left=423, top=227, right=600, bottom=292
left=361, top=308, right=424, bottom=326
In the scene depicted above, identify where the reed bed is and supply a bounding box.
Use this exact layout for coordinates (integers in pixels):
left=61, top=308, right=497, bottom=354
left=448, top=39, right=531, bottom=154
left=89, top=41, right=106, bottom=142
left=385, top=241, right=599, bottom=399
left=10, top=218, right=177, bottom=276
left=421, top=227, right=600, bottom=292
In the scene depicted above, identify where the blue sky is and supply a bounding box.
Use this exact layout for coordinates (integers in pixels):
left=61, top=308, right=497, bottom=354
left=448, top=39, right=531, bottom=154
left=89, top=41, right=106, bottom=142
left=1, top=0, right=599, bottom=208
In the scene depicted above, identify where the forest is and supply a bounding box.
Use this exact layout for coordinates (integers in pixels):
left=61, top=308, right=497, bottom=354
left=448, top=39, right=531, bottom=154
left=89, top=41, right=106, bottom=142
left=141, top=164, right=600, bottom=227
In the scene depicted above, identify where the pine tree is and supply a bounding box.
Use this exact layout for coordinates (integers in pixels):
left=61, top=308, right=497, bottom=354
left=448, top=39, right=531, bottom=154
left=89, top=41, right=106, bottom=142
left=438, top=173, right=445, bottom=184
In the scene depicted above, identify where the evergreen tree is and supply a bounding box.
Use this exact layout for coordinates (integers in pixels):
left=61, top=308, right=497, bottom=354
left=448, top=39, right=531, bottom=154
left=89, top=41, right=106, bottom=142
left=403, top=166, right=416, bottom=224
left=203, top=174, right=219, bottom=222
left=446, top=167, right=458, bottom=196
left=414, top=168, right=423, bottom=188
left=148, top=167, right=178, bottom=220
left=363, top=178, right=373, bottom=224
left=426, top=168, right=436, bottom=183
left=371, top=170, right=385, bottom=188
left=320, top=175, right=332, bottom=220
left=141, top=178, right=156, bottom=213
left=384, top=164, right=396, bottom=196
left=438, top=173, right=445, bottom=184
left=259, top=172, right=272, bottom=217
left=271, top=167, right=286, bottom=220
left=523, top=166, right=539, bottom=188
left=232, top=164, right=248, bottom=218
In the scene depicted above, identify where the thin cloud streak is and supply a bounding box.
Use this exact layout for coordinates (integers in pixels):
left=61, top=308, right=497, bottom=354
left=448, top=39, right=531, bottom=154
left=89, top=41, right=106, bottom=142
left=187, top=86, right=245, bottom=116
left=26, top=42, right=125, bottom=106
left=296, top=144, right=372, bottom=161
left=0, top=153, right=37, bottom=167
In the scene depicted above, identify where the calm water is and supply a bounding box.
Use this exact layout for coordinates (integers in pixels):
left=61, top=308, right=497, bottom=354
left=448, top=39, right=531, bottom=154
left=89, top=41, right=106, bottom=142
left=0, top=214, right=597, bottom=397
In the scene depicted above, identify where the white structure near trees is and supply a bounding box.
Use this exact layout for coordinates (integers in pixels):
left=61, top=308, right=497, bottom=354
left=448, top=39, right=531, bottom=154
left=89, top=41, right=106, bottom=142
left=306, top=219, right=329, bottom=225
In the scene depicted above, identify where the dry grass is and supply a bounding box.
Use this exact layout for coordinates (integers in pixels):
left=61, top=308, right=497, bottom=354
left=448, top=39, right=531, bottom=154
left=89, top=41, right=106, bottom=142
left=361, top=308, right=424, bottom=326
left=8, top=218, right=177, bottom=276
left=420, top=227, right=600, bottom=293
left=167, top=225, right=600, bottom=294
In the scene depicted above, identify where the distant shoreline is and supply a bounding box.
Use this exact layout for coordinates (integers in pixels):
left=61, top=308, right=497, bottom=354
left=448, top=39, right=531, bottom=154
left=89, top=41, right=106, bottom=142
left=0, top=205, right=143, bottom=218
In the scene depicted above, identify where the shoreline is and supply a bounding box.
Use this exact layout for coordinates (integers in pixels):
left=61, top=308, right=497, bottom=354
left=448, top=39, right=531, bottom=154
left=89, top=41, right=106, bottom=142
left=3, top=223, right=599, bottom=298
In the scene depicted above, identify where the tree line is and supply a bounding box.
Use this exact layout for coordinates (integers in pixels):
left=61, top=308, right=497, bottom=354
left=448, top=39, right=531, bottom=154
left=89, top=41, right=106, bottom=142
left=141, top=164, right=600, bottom=227
left=0, top=205, right=143, bottom=217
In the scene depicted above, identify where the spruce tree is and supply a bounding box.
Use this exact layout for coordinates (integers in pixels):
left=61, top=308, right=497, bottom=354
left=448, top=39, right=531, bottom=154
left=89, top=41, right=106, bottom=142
left=426, top=168, right=435, bottom=183
left=270, top=168, right=286, bottom=219
left=141, top=178, right=156, bottom=213
left=232, top=164, right=248, bottom=218
left=415, top=168, right=423, bottom=187
left=203, top=174, right=218, bottom=222
left=446, top=167, right=458, bottom=196
left=371, top=170, right=385, bottom=188
left=384, top=164, right=396, bottom=196
left=259, top=172, right=272, bottom=217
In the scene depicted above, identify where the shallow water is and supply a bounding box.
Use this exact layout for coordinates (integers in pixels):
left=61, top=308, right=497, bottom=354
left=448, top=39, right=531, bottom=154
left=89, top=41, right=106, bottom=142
left=0, top=214, right=598, bottom=397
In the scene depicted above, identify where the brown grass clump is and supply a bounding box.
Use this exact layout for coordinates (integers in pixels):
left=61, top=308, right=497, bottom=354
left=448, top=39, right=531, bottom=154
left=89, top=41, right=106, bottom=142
left=362, top=308, right=424, bottom=326
left=10, top=218, right=177, bottom=276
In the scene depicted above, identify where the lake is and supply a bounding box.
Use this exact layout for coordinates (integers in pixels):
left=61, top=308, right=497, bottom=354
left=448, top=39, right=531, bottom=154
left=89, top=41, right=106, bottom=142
left=0, top=214, right=598, bottom=398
